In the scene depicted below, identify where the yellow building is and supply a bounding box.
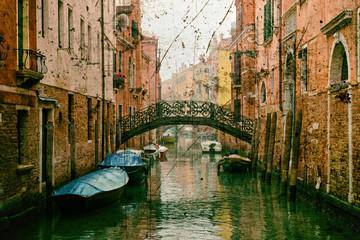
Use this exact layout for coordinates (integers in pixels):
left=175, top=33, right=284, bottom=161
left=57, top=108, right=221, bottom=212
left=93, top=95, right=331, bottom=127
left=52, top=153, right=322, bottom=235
left=218, top=49, right=232, bottom=107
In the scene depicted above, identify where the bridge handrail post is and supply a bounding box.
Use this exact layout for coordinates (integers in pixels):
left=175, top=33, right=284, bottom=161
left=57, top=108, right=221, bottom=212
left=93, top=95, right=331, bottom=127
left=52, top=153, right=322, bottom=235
left=210, top=102, right=215, bottom=119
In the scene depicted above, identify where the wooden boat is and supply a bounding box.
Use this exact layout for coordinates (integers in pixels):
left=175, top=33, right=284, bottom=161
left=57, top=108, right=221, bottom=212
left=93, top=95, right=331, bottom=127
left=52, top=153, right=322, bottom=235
left=217, top=154, right=251, bottom=172
left=201, top=140, right=222, bottom=153
left=98, top=151, right=148, bottom=183
left=142, top=144, right=160, bottom=161
left=154, top=144, right=168, bottom=159
left=52, top=168, right=129, bottom=213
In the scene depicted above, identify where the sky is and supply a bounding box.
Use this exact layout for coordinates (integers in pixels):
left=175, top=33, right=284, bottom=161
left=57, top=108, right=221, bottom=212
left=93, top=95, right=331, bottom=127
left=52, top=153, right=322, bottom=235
left=140, top=0, right=236, bottom=81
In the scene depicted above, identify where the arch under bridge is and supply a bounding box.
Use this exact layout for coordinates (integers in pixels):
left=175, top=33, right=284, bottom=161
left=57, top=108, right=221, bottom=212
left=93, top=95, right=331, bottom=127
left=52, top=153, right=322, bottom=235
left=118, top=100, right=254, bottom=144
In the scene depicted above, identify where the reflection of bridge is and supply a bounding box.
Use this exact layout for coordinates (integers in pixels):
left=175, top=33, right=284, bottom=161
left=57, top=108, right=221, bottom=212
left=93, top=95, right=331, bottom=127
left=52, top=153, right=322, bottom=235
left=118, top=101, right=254, bottom=144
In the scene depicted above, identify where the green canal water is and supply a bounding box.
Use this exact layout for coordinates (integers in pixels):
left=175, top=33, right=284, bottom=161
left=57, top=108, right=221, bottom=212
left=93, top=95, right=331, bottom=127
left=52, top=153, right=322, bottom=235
left=2, top=138, right=360, bottom=239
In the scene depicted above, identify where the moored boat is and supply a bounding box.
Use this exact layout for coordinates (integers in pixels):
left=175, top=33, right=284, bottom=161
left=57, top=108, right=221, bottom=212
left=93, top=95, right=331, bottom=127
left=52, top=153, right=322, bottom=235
left=201, top=140, right=222, bottom=153
left=217, top=154, right=251, bottom=172
left=52, top=168, right=129, bottom=213
left=98, top=151, right=148, bottom=183
left=158, top=145, right=168, bottom=158
left=142, top=144, right=160, bottom=161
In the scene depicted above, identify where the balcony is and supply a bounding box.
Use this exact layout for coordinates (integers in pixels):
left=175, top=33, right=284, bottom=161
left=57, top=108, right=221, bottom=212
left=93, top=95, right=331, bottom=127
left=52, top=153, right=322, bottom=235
left=16, top=49, right=47, bottom=88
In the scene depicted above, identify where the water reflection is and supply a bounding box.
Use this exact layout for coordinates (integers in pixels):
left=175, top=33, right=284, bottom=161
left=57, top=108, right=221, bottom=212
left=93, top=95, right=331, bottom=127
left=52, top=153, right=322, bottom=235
left=3, top=135, right=359, bottom=239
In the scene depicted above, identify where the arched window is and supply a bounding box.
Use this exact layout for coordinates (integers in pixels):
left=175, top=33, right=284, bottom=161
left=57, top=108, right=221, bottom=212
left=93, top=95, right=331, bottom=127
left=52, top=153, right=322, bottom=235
left=261, top=81, right=266, bottom=104
left=329, top=42, right=349, bottom=85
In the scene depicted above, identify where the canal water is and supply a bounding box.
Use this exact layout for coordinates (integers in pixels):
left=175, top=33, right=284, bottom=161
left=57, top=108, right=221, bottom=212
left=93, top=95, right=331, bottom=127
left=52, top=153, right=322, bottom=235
left=3, top=136, right=360, bottom=239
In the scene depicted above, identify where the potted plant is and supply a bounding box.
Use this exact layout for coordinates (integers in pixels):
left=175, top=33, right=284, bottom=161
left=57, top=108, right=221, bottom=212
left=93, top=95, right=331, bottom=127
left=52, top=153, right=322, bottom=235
left=114, top=73, right=125, bottom=89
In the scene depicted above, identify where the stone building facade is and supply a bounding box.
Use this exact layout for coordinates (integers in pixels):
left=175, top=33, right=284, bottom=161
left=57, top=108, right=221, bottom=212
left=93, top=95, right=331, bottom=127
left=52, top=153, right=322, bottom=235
left=0, top=0, right=46, bottom=224
left=248, top=0, right=360, bottom=209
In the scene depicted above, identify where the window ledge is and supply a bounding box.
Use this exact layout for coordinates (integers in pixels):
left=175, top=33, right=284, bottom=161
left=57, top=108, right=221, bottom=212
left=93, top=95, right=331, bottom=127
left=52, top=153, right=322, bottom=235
left=263, top=36, right=273, bottom=47
left=16, top=164, right=34, bottom=175
left=326, top=81, right=349, bottom=93
left=321, top=10, right=353, bottom=36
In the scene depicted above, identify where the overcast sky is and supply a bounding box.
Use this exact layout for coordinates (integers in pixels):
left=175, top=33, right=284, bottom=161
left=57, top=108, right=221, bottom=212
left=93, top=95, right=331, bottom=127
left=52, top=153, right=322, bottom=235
left=141, top=0, right=235, bottom=81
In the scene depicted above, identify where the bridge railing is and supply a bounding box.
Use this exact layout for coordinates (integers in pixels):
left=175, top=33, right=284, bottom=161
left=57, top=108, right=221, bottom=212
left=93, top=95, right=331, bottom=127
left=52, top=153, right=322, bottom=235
left=119, top=100, right=253, bottom=134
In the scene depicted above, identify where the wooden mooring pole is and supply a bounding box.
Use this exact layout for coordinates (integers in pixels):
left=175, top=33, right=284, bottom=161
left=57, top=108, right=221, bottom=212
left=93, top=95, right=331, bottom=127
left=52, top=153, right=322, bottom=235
left=249, top=118, right=258, bottom=164
left=289, top=110, right=303, bottom=200
left=281, top=111, right=293, bottom=195
left=265, top=112, right=277, bottom=184
left=46, top=122, right=54, bottom=214
left=95, top=119, right=99, bottom=167
left=252, top=118, right=261, bottom=172
left=262, top=113, right=272, bottom=180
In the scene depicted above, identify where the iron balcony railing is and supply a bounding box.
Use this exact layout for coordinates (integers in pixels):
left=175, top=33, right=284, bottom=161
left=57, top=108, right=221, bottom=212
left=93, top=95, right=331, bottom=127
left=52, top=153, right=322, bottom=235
left=16, top=49, right=47, bottom=74
left=0, top=36, right=7, bottom=61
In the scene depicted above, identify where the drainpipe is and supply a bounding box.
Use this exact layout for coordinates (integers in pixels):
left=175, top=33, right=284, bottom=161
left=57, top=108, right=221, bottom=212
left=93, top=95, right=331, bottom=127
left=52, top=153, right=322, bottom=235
left=348, top=85, right=354, bottom=203
left=101, top=0, right=105, bottom=159
left=326, top=89, right=330, bottom=193
left=278, top=0, right=283, bottom=112
left=292, top=34, right=297, bottom=145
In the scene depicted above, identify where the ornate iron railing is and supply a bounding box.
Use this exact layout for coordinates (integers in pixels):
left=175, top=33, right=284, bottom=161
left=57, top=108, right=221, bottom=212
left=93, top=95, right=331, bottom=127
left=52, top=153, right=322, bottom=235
left=16, top=49, right=47, bottom=74
left=120, top=100, right=254, bottom=135
left=0, top=36, right=7, bottom=61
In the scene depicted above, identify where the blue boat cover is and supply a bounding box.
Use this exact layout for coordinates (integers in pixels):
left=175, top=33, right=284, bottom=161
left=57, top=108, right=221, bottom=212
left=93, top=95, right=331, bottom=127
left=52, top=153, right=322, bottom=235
left=99, top=151, right=144, bottom=167
left=53, top=168, right=129, bottom=197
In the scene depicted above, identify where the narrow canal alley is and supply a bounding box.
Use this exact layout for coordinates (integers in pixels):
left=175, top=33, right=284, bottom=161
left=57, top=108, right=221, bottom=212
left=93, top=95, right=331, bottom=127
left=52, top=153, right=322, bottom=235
left=2, top=135, right=359, bottom=239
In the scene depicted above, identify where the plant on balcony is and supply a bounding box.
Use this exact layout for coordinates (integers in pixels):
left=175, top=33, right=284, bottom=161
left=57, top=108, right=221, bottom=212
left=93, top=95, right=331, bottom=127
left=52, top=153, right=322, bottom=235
left=142, top=89, right=148, bottom=96
left=114, top=73, right=125, bottom=89
left=135, top=87, right=143, bottom=93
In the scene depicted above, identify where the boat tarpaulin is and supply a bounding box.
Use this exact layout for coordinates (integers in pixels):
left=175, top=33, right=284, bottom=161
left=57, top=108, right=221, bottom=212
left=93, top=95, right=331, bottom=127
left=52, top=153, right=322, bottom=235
left=53, top=168, right=129, bottom=197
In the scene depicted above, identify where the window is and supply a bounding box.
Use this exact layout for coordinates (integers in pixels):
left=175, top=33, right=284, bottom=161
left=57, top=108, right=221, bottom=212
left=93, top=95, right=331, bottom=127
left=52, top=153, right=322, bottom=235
left=87, top=25, right=92, bottom=61
left=80, top=18, right=85, bottom=59
left=87, top=98, right=92, bottom=140
left=118, top=104, right=122, bottom=119
left=263, top=0, right=273, bottom=42
left=41, top=0, right=48, bottom=37
left=132, top=20, right=138, bottom=39
left=107, top=45, right=110, bottom=75
left=118, top=51, right=122, bottom=73
left=133, top=63, right=136, bottom=88
left=271, top=67, right=275, bottom=99
left=261, top=81, right=266, bottom=104
left=17, top=110, right=28, bottom=164
left=68, top=7, right=73, bottom=48
left=58, top=0, right=64, bottom=48
left=128, top=56, right=132, bottom=87
left=300, top=48, right=308, bottom=93
left=113, top=51, right=117, bottom=73
left=96, top=33, right=101, bottom=63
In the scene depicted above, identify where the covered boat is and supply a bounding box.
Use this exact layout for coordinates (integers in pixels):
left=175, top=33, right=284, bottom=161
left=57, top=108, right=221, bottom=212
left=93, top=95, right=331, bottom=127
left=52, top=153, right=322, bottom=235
left=98, top=151, right=148, bottom=183
left=52, top=168, right=129, bottom=213
left=217, top=154, right=251, bottom=172
left=201, top=140, right=222, bottom=153
left=158, top=145, right=168, bottom=159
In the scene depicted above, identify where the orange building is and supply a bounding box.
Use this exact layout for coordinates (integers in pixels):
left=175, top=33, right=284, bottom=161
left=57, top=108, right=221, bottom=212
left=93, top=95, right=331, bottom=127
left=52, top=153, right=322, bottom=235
left=251, top=0, right=360, bottom=208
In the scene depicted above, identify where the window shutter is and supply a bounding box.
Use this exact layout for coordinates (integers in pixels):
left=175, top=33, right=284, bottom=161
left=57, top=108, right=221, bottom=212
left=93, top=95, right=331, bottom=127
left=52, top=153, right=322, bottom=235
left=132, top=20, right=138, bottom=39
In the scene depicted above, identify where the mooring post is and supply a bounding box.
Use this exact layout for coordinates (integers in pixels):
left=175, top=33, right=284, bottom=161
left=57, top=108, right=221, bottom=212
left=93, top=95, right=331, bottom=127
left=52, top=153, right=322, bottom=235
left=46, top=121, right=54, bottom=215
left=110, top=123, right=114, bottom=153
left=105, top=120, right=109, bottom=155
left=266, top=112, right=277, bottom=184
left=249, top=117, right=258, bottom=161
left=252, top=118, right=261, bottom=173
left=281, top=111, right=293, bottom=195
left=289, top=110, right=303, bottom=200
left=95, top=119, right=99, bottom=167
left=262, top=113, right=272, bottom=180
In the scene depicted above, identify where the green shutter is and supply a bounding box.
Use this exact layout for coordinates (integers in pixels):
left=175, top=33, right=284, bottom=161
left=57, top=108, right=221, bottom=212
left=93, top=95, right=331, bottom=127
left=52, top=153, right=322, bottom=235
left=132, top=20, right=138, bottom=39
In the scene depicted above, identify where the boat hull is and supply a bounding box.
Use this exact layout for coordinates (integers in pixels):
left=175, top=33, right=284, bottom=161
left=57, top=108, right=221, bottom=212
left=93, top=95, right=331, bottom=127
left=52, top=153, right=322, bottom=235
left=52, top=185, right=126, bottom=214
left=217, top=155, right=251, bottom=172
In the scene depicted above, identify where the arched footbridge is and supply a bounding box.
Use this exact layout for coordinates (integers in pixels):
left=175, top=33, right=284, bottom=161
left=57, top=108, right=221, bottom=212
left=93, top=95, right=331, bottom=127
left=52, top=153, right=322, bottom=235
left=118, top=100, right=254, bottom=144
